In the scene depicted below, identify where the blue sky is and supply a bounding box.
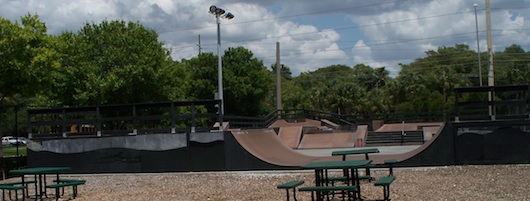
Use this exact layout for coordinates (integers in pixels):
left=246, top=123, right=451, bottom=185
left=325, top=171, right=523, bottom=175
left=2, top=0, right=529, bottom=76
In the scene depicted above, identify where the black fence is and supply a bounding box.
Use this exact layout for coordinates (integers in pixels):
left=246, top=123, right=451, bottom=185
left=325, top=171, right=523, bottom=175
left=27, top=100, right=222, bottom=140
left=23, top=85, right=530, bottom=140
left=454, top=85, right=529, bottom=121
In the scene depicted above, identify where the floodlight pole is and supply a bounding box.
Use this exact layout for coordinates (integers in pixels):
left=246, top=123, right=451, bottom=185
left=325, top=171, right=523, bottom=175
left=216, top=14, right=224, bottom=116
left=209, top=5, right=234, bottom=130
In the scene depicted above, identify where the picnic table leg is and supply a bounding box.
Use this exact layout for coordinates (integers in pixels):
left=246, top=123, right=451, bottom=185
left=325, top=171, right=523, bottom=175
left=20, top=174, right=26, bottom=199
left=44, top=174, right=49, bottom=197
left=364, top=153, right=372, bottom=179
left=354, top=168, right=362, bottom=200
left=39, top=173, right=48, bottom=199
left=315, top=169, right=324, bottom=201
left=35, top=174, right=40, bottom=199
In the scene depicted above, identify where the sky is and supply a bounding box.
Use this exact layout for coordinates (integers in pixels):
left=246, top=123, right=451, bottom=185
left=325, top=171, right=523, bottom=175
left=1, top=0, right=529, bottom=77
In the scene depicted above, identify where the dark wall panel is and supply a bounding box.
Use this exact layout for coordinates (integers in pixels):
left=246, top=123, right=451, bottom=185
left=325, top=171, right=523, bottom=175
left=456, top=133, right=485, bottom=164
left=189, top=141, right=225, bottom=171
left=484, top=127, right=530, bottom=163
left=28, top=148, right=190, bottom=173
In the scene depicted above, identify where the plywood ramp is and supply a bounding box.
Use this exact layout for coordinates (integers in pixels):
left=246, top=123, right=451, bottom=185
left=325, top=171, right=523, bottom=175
left=278, top=126, right=303, bottom=148
left=268, top=119, right=322, bottom=128
left=298, top=132, right=356, bottom=149
left=375, top=122, right=443, bottom=132
left=231, top=129, right=339, bottom=166
left=230, top=124, right=446, bottom=166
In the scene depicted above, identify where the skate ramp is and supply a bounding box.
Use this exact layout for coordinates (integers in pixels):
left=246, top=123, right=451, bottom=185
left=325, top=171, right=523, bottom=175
left=231, top=123, right=449, bottom=166
left=359, top=123, right=448, bottom=164
left=268, top=119, right=322, bottom=128
left=297, top=132, right=355, bottom=149
left=375, top=122, right=443, bottom=132
left=231, top=129, right=339, bottom=166
left=277, top=126, right=303, bottom=148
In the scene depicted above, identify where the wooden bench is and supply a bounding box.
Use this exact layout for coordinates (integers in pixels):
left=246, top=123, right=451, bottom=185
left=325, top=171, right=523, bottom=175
left=277, top=180, right=304, bottom=201
left=373, top=159, right=398, bottom=201
left=0, top=184, right=26, bottom=201
left=46, top=180, right=85, bottom=200
left=299, top=185, right=356, bottom=201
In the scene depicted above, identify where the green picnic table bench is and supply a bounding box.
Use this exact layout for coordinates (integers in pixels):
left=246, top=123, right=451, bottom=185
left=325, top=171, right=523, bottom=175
left=277, top=180, right=304, bottom=201
left=299, top=185, right=356, bottom=201
left=0, top=184, right=26, bottom=201
left=373, top=159, right=398, bottom=201
left=46, top=179, right=86, bottom=201
left=1, top=180, right=36, bottom=197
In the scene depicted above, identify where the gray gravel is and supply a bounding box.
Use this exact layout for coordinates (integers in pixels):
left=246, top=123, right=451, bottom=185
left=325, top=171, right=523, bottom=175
left=8, top=164, right=530, bottom=201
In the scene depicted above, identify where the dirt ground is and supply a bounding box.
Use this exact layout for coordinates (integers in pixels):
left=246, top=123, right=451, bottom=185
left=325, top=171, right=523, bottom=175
left=8, top=164, right=527, bottom=201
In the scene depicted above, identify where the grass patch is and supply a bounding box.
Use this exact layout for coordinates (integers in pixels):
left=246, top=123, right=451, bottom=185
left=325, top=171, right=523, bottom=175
left=2, top=145, right=27, bottom=157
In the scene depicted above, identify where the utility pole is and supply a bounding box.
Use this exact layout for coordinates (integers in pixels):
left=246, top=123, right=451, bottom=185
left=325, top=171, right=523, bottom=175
left=486, top=0, right=495, bottom=119
left=198, top=34, right=202, bottom=55
left=276, top=42, right=282, bottom=112
left=486, top=0, right=494, bottom=87
left=474, top=3, right=482, bottom=86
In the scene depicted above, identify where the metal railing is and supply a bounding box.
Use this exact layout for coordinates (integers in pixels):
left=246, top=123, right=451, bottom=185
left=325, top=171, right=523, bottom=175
left=27, top=100, right=222, bottom=140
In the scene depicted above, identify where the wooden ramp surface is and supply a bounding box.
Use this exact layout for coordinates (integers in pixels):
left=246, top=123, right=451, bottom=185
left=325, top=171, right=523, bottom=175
left=297, top=132, right=355, bottom=149
left=230, top=123, right=446, bottom=166
left=268, top=119, right=322, bottom=128
left=278, top=126, right=303, bottom=148
left=231, top=129, right=339, bottom=166
left=375, top=122, right=443, bottom=132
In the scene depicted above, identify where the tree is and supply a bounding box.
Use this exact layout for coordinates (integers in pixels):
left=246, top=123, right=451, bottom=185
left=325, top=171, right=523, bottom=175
left=44, top=20, right=181, bottom=107
left=494, top=45, right=530, bottom=85
left=0, top=14, right=58, bottom=104
left=185, top=53, right=219, bottom=100
left=188, top=47, right=274, bottom=116
left=270, top=63, right=293, bottom=80
left=222, top=47, right=274, bottom=116
left=352, top=64, right=389, bottom=91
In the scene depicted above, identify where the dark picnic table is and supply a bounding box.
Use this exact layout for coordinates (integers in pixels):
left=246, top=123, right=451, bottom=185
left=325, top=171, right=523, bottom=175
left=9, top=167, right=71, bottom=200
left=302, top=159, right=372, bottom=201
left=332, top=148, right=380, bottom=179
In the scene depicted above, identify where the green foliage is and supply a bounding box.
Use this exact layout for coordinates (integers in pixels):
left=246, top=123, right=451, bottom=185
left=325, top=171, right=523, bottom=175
left=42, top=20, right=182, bottom=107
left=1, top=12, right=529, bottom=121
left=0, top=14, right=59, bottom=102
left=222, top=47, right=274, bottom=116
left=2, top=146, right=27, bottom=157
left=184, top=47, right=275, bottom=116
left=494, top=45, right=530, bottom=86
left=185, top=53, right=219, bottom=100
left=270, top=63, right=293, bottom=80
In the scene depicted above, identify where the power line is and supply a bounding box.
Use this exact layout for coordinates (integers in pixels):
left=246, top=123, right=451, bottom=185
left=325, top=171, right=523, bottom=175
left=158, top=0, right=414, bottom=34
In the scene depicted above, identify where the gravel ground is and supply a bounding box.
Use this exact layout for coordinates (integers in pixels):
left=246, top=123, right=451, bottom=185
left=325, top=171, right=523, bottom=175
left=7, top=164, right=530, bottom=201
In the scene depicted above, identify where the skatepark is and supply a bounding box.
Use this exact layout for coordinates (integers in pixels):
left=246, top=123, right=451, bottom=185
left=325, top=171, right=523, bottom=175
left=20, top=85, right=530, bottom=173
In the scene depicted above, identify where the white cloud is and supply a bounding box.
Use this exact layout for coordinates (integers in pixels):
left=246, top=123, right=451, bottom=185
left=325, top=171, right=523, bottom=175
left=1, top=0, right=529, bottom=77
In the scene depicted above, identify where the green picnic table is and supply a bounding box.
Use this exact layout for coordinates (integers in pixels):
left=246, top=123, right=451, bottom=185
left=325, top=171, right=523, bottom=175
left=331, top=148, right=380, bottom=161
left=332, top=148, right=380, bottom=179
left=10, top=167, right=71, bottom=200
left=302, top=160, right=372, bottom=201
